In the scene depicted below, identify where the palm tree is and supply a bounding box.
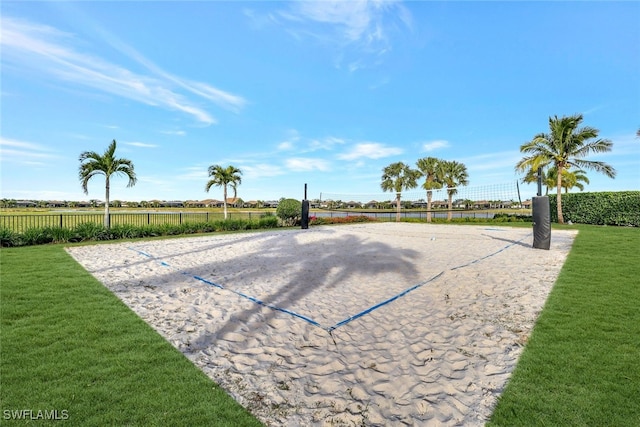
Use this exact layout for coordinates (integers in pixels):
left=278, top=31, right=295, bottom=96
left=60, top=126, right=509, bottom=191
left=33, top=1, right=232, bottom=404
left=380, top=161, right=421, bottom=222
left=79, top=139, right=137, bottom=228
left=205, top=165, right=242, bottom=219
left=547, top=166, right=590, bottom=194
left=416, top=157, right=444, bottom=223
left=441, top=160, right=469, bottom=220
left=520, top=167, right=554, bottom=195
left=515, top=114, right=616, bottom=223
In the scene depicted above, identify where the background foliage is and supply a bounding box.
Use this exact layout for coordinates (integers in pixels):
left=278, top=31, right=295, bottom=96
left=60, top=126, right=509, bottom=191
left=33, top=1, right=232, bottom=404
left=275, top=198, right=302, bottom=226
left=549, top=191, right=639, bottom=226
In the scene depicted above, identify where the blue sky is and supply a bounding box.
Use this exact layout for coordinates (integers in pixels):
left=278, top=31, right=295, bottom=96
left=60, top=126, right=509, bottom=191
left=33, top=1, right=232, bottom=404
left=1, top=1, right=638, bottom=204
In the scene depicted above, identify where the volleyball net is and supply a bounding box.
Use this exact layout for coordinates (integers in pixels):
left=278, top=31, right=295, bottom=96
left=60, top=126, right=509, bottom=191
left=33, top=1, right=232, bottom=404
left=318, top=181, right=523, bottom=210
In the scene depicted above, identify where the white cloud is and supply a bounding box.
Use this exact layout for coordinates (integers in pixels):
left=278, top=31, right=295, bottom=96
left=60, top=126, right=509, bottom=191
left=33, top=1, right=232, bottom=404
left=460, top=151, right=522, bottom=172
left=0, top=16, right=246, bottom=125
left=160, top=130, right=186, bottom=136
left=124, top=142, right=158, bottom=148
left=277, top=141, right=294, bottom=151
left=421, top=140, right=450, bottom=152
left=285, top=157, right=331, bottom=172
left=338, top=142, right=403, bottom=160
left=0, top=137, right=59, bottom=164
left=276, top=0, right=412, bottom=70
left=307, top=136, right=346, bottom=152
left=241, top=163, right=287, bottom=178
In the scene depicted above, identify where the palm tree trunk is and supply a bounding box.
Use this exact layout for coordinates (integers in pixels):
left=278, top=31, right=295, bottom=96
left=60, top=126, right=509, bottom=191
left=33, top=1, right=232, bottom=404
left=104, top=177, right=110, bottom=228
left=426, top=191, right=432, bottom=223
left=447, top=194, right=453, bottom=221
left=223, top=185, right=228, bottom=220
left=395, top=193, right=401, bottom=222
left=556, top=167, right=564, bottom=224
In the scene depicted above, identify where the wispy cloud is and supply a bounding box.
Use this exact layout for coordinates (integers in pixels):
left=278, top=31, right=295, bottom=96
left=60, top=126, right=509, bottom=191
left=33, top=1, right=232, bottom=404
left=124, top=142, right=158, bottom=148
left=277, top=129, right=301, bottom=151
left=241, top=163, right=287, bottom=179
left=308, top=136, right=346, bottom=151
left=285, top=157, right=331, bottom=172
left=338, top=142, right=403, bottom=160
left=0, top=16, right=246, bottom=125
left=0, top=137, right=59, bottom=165
left=160, top=130, right=186, bottom=136
left=273, top=0, right=412, bottom=70
left=460, top=151, right=522, bottom=173
left=421, top=140, right=450, bottom=152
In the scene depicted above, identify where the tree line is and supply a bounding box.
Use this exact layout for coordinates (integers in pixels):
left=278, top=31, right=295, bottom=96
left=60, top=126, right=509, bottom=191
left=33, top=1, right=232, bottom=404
left=76, top=114, right=617, bottom=227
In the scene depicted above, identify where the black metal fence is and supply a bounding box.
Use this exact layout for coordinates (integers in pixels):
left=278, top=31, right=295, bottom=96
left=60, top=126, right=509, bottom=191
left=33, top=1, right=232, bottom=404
left=0, top=212, right=261, bottom=232
left=314, top=211, right=496, bottom=221
left=0, top=210, right=499, bottom=233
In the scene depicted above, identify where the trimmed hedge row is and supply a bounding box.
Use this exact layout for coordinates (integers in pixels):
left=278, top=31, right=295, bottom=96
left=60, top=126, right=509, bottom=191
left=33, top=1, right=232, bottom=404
left=549, top=191, right=640, bottom=226
left=0, top=216, right=279, bottom=247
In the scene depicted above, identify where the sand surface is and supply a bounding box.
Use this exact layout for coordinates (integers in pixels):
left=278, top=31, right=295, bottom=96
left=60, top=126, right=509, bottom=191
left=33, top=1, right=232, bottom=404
left=66, top=222, right=577, bottom=426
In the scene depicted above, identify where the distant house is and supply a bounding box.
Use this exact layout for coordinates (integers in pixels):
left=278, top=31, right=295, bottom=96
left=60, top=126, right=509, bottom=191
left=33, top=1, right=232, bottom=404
left=185, top=200, right=206, bottom=208
left=16, top=200, right=37, bottom=208
left=162, top=200, right=184, bottom=208
left=204, top=199, right=224, bottom=208
left=225, top=198, right=243, bottom=207
left=263, top=200, right=279, bottom=208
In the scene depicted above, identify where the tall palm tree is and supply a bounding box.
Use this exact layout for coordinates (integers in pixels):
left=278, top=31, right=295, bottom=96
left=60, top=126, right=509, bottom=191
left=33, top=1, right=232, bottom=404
left=380, top=161, right=421, bottom=222
left=79, top=139, right=137, bottom=228
left=441, top=160, right=469, bottom=221
left=515, top=114, right=616, bottom=223
left=416, top=157, right=444, bottom=223
left=205, top=165, right=242, bottom=219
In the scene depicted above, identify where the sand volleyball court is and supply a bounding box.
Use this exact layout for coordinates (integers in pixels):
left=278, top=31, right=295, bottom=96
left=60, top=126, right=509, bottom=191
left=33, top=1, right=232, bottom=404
left=67, top=222, right=577, bottom=426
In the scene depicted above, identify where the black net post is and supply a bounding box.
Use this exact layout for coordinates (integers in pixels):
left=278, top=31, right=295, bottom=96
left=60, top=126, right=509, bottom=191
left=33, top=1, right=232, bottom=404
left=301, top=183, right=309, bottom=229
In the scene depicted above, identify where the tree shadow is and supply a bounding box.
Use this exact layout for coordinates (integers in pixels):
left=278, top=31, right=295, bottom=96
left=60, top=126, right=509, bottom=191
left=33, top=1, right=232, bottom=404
left=172, top=228, right=423, bottom=347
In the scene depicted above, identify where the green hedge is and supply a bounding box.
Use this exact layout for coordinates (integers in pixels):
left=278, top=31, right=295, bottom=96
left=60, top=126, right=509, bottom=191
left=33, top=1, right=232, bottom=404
left=0, top=216, right=279, bottom=248
left=549, top=191, right=640, bottom=226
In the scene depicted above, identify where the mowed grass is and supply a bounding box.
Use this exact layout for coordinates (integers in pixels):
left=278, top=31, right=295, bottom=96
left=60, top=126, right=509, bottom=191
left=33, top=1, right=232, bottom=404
left=489, top=224, right=640, bottom=426
left=1, top=224, right=638, bottom=426
left=0, top=244, right=263, bottom=426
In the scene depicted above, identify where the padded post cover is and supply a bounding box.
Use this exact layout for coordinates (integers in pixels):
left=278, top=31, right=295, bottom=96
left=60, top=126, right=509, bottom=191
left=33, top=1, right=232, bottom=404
left=301, top=200, right=310, bottom=229
left=532, top=196, right=551, bottom=250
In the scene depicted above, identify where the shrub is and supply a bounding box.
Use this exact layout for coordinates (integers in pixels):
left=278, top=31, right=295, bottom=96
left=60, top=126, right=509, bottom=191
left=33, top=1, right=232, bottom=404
left=43, top=226, right=75, bottom=243
left=258, top=216, right=278, bottom=229
left=21, top=227, right=54, bottom=246
left=310, top=215, right=376, bottom=225
left=549, top=191, right=640, bottom=226
left=0, top=228, right=20, bottom=247
left=276, top=199, right=302, bottom=226
left=73, top=222, right=109, bottom=241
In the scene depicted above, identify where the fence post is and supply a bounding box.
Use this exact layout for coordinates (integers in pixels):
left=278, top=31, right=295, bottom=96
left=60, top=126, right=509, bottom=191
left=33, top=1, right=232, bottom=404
left=180, top=212, right=182, bottom=224
left=59, top=214, right=63, bottom=228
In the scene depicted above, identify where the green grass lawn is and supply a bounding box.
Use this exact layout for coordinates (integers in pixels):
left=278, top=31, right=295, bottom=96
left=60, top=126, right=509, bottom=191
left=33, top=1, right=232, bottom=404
left=1, top=224, right=638, bottom=425
left=489, top=224, right=640, bottom=426
left=0, top=244, right=263, bottom=426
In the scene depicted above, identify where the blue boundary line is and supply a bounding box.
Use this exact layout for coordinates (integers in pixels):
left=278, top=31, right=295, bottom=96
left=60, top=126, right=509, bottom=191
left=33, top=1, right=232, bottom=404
left=326, top=271, right=445, bottom=332
left=128, top=232, right=528, bottom=332
left=128, top=247, right=322, bottom=328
